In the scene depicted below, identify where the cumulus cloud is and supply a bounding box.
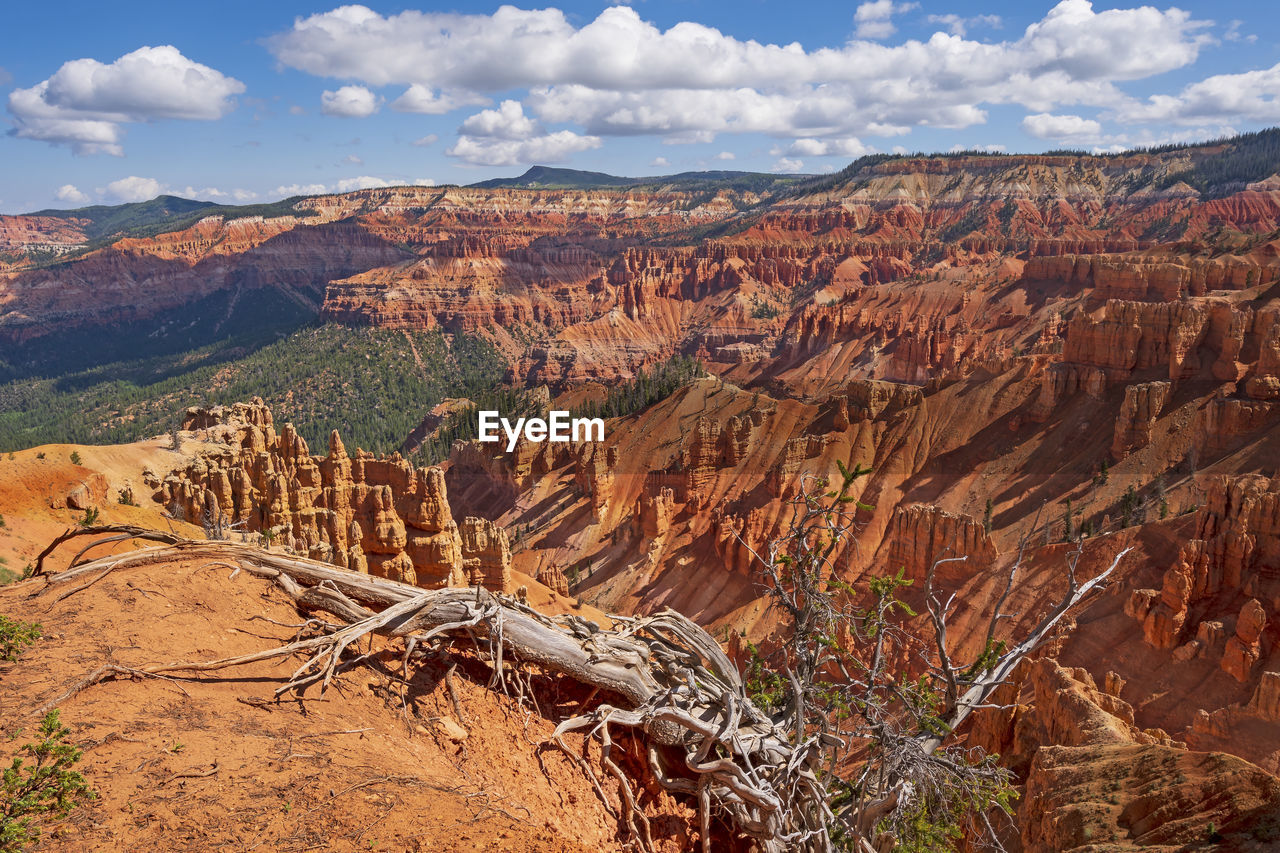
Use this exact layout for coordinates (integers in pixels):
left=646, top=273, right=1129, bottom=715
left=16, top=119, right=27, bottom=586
left=274, top=182, right=329, bottom=197
left=854, top=1, right=918, bottom=40
left=8, top=46, right=244, bottom=155
left=459, top=100, right=540, bottom=140
left=1021, top=112, right=1103, bottom=141
left=772, top=157, right=806, bottom=173
left=391, top=84, right=485, bottom=114
left=650, top=156, right=670, bottom=167
left=446, top=130, right=602, bottom=166
left=413, top=133, right=438, bottom=146
left=774, top=137, right=873, bottom=157
left=333, top=175, right=394, bottom=192
left=714, top=151, right=735, bottom=160
left=1115, top=62, right=1280, bottom=125
left=447, top=99, right=601, bottom=165
left=95, top=177, right=238, bottom=203
left=273, top=177, right=436, bottom=197
left=321, top=85, right=381, bottom=117
left=54, top=184, right=90, bottom=204
left=266, top=1, right=1216, bottom=153
left=104, top=175, right=165, bottom=202
left=926, top=13, right=1001, bottom=37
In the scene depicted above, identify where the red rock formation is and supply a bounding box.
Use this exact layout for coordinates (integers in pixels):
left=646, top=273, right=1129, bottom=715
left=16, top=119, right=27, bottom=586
left=535, top=565, right=570, bottom=596
left=967, top=659, right=1279, bottom=852
left=459, top=516, right=512, bottom=592
left=1128, top=475, right=1280, bottom=660
left=161, top=401, right=508, bottom=593
left=1111, top=381, right=1170, bottom=458
left=1223, top=598, right=1268, bottom=682
left=880, top=504, right=996, bottom=584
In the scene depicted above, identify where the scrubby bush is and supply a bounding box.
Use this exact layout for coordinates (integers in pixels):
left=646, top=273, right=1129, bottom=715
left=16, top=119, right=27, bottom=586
left=1, top=710, right=94, bottom=852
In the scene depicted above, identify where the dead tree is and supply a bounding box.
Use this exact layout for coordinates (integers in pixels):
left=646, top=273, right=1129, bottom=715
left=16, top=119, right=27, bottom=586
left=731, top=462, right=1130, bottom=850
left=26, top=508, right=1129, bottom=853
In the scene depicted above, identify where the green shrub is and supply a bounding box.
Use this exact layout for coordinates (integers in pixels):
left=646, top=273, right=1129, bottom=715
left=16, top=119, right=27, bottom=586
left=0, top=617, right=41, bottom=662
left=1, top=710, right=95, bottom=853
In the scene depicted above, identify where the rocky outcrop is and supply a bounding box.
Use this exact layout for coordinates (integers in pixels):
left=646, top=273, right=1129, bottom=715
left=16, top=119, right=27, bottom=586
left=459, top=517, right=512, bottom=591
left=967, top=659, right=1278, bottom=852
left=880, top=504, right=995, bottom=584
left=1111, top=381, right=1170, bottom=458
left=536, top=565, right=570, bottom=597
left=1128, top=475, right=1279, bottom=663
left=681, top=413, right=763, bottom=508
left=1025, top=252, right=1277, bottom=300
left=637, top=487, right=675, bottom=543
left=160, top=401, right=511, bottom=593
left=1222, top=598, right=1268, bottom=682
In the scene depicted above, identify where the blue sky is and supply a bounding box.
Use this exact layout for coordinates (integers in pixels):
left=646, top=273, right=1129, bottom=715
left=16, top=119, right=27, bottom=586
left=3, top=0, right=1278, bottom=213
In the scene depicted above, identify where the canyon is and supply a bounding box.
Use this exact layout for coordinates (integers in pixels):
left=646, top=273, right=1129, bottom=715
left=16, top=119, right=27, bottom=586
left=5, top=134, right=1280, bottom=850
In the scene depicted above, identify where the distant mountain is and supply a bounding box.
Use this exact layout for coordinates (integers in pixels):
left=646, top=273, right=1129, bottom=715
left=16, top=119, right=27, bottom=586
left=470, top=165, right=811, bottom=193
left=26, top=194, right=313, bottom=243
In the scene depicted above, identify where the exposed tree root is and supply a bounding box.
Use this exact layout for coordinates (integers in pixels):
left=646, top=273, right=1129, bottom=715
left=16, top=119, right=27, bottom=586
left=27, top=526, right=1129, bottom=853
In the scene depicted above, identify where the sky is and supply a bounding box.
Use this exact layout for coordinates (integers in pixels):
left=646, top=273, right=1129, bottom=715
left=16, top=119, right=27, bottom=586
left=3, top=0, right=1279, bottom=213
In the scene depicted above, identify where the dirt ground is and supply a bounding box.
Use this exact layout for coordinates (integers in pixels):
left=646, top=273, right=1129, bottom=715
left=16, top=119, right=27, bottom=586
left=0, top=551, right=698, bottom=852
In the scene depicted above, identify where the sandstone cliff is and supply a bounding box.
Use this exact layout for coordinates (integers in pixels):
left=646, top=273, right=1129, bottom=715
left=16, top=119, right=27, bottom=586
left=163, top=399, right=512, bottom=593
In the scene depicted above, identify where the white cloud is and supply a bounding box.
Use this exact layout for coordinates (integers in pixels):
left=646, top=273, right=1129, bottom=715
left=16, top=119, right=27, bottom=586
left=772, top=157, right=806, bottom=173
left=1115, top=62, right=1280, bottom=125
left=446, top=130, right=602, bottom=166
left=232, top=189, right=258, bottom=202
left=333, top=175, right=393, bottom=192
left=8, top=46, right=243, bottom=155
left=459, top=100, right=540, bottom=140
left=1021, top=112, right=1103, bottom=141
left=178, top=185, right=228, bottom=199
left=321, top=85, right=381, bottom=117
left=448, top=99, right=601, bottom=165
left=413, top=133, right=439, bottom=147
left=343, top=154, right=363, bottom=165
left=775, top=137, right=873, bottom=157
left=391, top=84, right=483, bottom=114
left=714, top=151, right=735, bottom=160
left=854, top=1, right=918, bottom=40
left=105, top=175, right=165, bottom=202
left=54, top=184, right=90, bottom=204
left=650, top=156, right=670, bottom=167
left=274, top=183, right=329, bottom=197
left=1223, top=20, right=1257, bottom=44
left=289, top=104, right=307, bottom=116
left=266, top=2, right=1220, bottom=152
left=926, top=13, right=1001, bottom=37
left=271, top=176, right=436, bottom=197
left=866, top=122, right=911, bottom=136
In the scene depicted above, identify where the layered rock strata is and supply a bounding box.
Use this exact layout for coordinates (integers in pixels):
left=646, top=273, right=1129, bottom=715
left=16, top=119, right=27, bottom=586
left=162, top=399, right=511, bottom=592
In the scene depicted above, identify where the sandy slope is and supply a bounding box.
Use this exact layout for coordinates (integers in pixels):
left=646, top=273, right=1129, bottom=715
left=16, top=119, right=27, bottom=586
left=0, top=553, right=696, bottom=852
